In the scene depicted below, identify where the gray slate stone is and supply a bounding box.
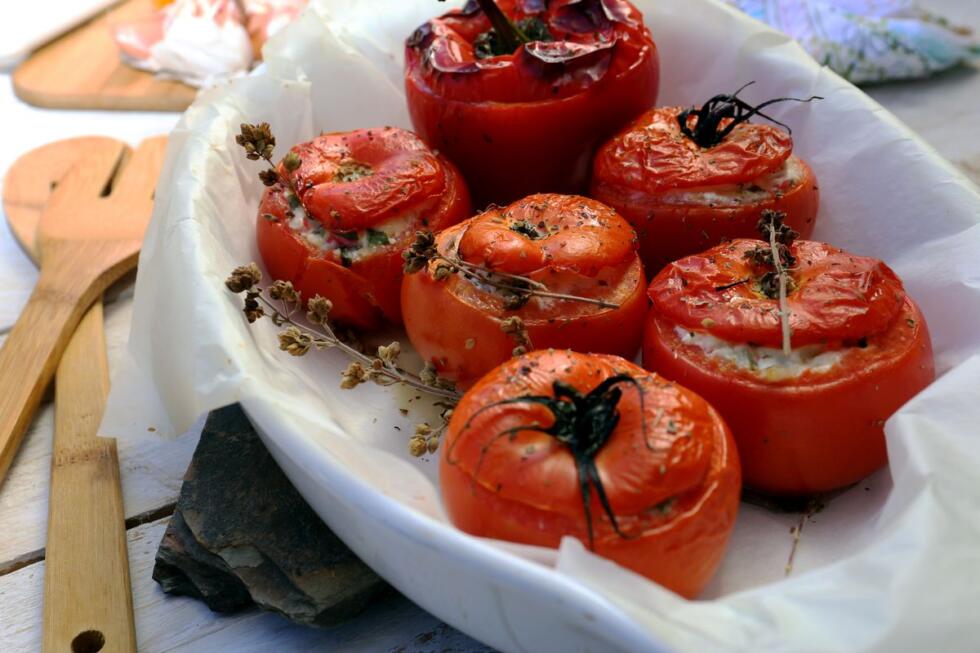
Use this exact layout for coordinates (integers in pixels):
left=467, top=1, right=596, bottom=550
left=153, top=403, right=387, bottom=626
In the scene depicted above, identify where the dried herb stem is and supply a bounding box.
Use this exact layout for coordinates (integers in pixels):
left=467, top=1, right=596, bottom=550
left=404, top=230, right=619, bottom=311
left=439, top=254, right=619, bottom=309
left=225, top=264, right=462, bottom=402
left=768, top=225, right=792, bottom=356
left=260, top=292, right=461, bottom=400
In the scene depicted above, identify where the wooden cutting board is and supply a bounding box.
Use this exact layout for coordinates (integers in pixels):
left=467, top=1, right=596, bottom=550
left=12, top=0, right=197, bottom=112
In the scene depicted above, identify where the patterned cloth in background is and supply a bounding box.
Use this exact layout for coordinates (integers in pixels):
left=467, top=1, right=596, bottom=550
left=725, top=0, right=979, bottom=83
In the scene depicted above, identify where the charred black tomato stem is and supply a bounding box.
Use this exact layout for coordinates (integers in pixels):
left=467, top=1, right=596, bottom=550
left=474, top=0, right=529, bottom=54
left=678, top=82, right=823, bottom=148
left=446, top=375, right=653, bottom=549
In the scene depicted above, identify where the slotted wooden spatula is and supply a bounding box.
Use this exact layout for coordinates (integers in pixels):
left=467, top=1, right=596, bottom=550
left=0, top=135, right=164, bottom=488
left=3, top=135, right=167, bottom=652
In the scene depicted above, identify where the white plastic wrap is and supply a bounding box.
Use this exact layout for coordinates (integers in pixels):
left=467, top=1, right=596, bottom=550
left=102, top=1, right=980, bottom=650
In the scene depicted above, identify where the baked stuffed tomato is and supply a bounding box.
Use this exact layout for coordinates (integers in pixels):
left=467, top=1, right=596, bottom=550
left=591, top=85, right=820, bottom=274
left=441, top=349, right=741, bottom=598
left=257, top=127, right=471, bottom=329
left=401, top=194, right=647, bottom=388
left=642, top=213, right=935, bottom=495
left=405, top=0, right=659, bottom=205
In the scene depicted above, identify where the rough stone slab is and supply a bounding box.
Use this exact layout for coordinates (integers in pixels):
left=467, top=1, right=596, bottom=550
left=153, top=404, right=387, bottom=626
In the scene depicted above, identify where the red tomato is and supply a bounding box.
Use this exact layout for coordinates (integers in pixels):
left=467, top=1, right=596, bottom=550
left=257, top=127, right=470, bottom=328
left=643, top=239, right=935, bottom=494
left=441, top=349, right=741, bottom=598
left=404, top=0, right=659, bottom=206
left=591, top=106, right=819, bottom=274
left=401, top=194, right=648, bottom=388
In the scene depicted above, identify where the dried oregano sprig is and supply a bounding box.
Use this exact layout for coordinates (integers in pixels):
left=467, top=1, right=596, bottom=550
left=225, top=264, right=461, bottom=402
left=745, top=210, right=798, bottom=355
left=403, top=230, right=619, bottom=311
left=236, top=122, right=304, bottom=201
left=408, top=402, right=455, bottom=457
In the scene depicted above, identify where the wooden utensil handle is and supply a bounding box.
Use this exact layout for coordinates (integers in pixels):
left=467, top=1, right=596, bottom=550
left=43, top=301, right=137, bottom=653
left=0, top=266, right=98, bottom=487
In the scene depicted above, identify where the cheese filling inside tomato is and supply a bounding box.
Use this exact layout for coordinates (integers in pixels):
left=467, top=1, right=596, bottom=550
left=285, top=197, right=415, bottom=262
left=659, top=156, right=804, bottom=207
left=675, top=326, right=845, bottom=380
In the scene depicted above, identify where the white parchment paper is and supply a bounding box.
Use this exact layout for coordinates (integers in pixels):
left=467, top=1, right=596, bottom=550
left=103, top=0, right=980, bottom=650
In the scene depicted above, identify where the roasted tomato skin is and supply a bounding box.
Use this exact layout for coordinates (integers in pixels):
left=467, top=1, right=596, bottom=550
left=404, top=0, right=659, bottom=206
left=257, top=128, right=470, bottom=329
left=591, top=106, right=818, bottom=274
left=401, top=194, right=648, bottom=388
left=642, top=240, right=936, bottom=495
left=440, top=350, right=741, bottom=598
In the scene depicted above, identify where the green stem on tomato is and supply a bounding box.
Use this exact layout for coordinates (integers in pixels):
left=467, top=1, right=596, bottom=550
left=475, top=0, right=528, bottom=53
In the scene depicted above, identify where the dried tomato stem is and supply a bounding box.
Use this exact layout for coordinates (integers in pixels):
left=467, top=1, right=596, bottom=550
left=768, top=227, right=792, bottom=355
left=475, top=0, right=528, bottom=54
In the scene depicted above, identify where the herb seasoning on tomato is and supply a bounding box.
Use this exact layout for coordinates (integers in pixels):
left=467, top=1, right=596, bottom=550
left=257, top=127, right=471, bottom=329
left=441, top=349, right=741, bottom=598
left=405, top=0, right=659, bottom=206
left=591, top=84, right=821, bottom=273
left=642, top=214, right=935, bottom=495
left=401, top=193, right=648, bottom=388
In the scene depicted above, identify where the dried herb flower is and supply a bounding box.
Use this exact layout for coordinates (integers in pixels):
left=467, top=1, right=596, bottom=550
left=226, top=263, right=262, bottom=293
left=279, top=327, right=312, bottom=357
left=500, top=316, right=532, bottom=356
left=236, top=122, right=308, bottom=213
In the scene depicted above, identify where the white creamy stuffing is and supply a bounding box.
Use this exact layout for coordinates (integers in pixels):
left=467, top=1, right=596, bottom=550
left=676, top=326, right=846, bottom=381
left=286, top=204, right=414, bottom=261
left=660, top=156, right=804, bottom=206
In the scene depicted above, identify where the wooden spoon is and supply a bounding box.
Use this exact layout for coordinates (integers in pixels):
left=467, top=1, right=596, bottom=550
left=3, top=135, right=167, bottom=652
left=0, top=135, right=164, bottom=488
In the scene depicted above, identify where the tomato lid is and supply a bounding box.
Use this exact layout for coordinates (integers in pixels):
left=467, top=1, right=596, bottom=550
left=444, top=350, right=719, bottom=522
left=593, top=106, right=794, bottom=193
left=405, top=0, right=654, bottom=103
left=449, top=193, right=637, bottom=276
left=281, top=127, right=446, bottom=231
left=648, top=239, right=907, bottom=347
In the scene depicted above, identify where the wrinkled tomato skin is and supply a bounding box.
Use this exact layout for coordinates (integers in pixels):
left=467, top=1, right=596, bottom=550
left=404, top=0, right=659, bottom=206
left=592, top=159, right=818, bottom=275
left=642, top=298, right=935, bottom=495
left=402, top=257, right=647, bottom=388
left=259, top=215, right=384, bottom=328
left=440, top=351, right=741, bottom=598
left=256, top=134, right=471, bottom=330
left=406, top=53, right=658, bottom=206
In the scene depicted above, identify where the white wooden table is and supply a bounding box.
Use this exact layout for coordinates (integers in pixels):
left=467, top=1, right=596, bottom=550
left=0, top=1, right=977, bottom=649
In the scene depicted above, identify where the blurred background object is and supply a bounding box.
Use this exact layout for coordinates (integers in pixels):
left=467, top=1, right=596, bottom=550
left=112, top=0, right=306, bottom=87
left=725, top=0, right=979, bottom=83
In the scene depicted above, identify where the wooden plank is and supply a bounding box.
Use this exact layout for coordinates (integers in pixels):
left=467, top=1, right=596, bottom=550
left=12, top=0, right=197, bottom=112
left=0, top=298, right=201, bottom=572
left=0, top=517, right=493, bottom=653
